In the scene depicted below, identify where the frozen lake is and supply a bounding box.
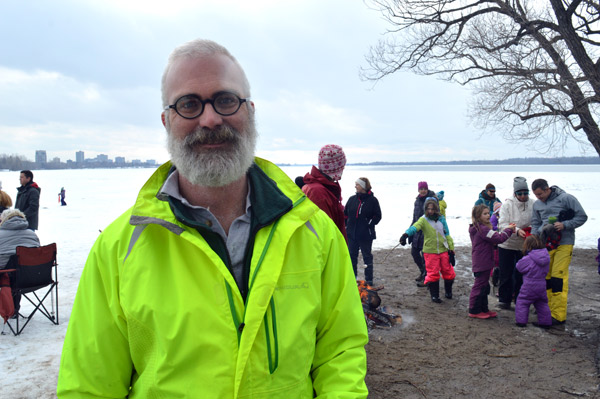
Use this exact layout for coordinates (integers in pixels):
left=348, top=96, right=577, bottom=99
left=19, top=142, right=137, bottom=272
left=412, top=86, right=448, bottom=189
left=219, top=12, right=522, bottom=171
left=1, top=163, right=597, bottom=255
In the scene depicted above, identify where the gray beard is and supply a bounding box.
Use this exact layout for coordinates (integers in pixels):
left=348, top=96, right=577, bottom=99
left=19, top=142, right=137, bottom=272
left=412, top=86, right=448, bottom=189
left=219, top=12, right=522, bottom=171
left=167, top=118, right=257, bottom=187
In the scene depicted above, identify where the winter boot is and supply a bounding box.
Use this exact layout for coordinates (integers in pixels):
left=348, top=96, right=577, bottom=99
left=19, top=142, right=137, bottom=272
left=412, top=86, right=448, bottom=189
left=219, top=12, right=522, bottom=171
left=429, top=281, right=442, bottom=303
left=365, top=264, right=374, bottom=287
left=444, top=279, right=454, bottom=299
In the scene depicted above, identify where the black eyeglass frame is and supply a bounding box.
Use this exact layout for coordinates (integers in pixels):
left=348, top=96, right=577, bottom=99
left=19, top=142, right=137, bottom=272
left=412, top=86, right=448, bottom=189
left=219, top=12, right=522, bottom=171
left=164, top=92, right=250, bottom=119
left=515, top=190, right=529, bottom=196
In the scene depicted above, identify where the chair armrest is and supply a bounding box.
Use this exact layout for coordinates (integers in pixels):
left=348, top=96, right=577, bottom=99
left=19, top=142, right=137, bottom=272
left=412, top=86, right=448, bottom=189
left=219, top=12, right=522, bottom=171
left=0, top=269, right=16, bottom=274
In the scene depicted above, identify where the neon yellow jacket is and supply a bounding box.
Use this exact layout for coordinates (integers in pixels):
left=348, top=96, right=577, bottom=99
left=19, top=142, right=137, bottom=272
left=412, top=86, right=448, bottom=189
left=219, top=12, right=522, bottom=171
left=57, top=158, right=368, bottom=398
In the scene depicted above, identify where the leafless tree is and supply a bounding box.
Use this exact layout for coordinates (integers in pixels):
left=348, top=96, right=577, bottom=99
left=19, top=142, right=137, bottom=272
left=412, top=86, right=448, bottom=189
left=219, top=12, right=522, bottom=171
left=362, top=0, right=600, bottom=156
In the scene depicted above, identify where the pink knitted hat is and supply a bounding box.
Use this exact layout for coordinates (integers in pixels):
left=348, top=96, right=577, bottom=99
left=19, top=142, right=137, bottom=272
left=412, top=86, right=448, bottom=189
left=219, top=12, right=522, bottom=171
left=493, top=202, right=502, bottom=213
left=318, top=144, right=346, bottom=181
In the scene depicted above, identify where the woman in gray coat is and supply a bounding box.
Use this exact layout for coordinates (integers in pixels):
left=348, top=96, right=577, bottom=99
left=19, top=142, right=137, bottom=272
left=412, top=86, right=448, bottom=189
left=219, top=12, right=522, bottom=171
left=0, top=209, right=40, bottom=268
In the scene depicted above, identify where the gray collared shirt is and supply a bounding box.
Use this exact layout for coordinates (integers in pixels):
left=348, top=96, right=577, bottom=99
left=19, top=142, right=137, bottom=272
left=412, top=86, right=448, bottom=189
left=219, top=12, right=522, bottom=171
left=160, top=170, right=252, bottom=289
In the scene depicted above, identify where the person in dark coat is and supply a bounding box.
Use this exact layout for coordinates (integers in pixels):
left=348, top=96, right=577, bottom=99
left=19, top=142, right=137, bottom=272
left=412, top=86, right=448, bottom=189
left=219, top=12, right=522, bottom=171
left=344, top=177, right=382, bottom=285
left=515, top=235, right=552, bottom=328
left=405, top=181, right=436, bottom=286
left=15, top=170, right=41, bottom=230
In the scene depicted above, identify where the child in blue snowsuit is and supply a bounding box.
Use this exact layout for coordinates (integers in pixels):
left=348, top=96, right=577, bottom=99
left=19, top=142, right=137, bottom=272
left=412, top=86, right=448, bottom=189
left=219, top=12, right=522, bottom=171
left=515, top=235, right=552, bottom=328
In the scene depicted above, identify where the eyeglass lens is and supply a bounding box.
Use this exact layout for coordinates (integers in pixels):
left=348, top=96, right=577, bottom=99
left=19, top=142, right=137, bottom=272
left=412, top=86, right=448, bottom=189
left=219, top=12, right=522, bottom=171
left=515, top=191, right=529, bottom=196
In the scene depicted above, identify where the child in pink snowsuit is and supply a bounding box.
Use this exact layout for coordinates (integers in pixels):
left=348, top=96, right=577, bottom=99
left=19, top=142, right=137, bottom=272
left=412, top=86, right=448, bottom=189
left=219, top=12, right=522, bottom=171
left=515, top=235, right=552, bottom=328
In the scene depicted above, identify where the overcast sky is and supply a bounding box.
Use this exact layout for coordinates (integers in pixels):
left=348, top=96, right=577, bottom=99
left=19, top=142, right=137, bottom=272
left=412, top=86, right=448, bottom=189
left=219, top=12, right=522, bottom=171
left=0, top=0, right=594, bottom=165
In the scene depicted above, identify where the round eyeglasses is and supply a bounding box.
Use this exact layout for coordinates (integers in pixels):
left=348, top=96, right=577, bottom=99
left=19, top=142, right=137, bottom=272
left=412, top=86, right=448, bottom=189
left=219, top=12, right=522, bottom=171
left=515, top=190, right=529, bottom=196
left=165, top=92, right=250, bottom=119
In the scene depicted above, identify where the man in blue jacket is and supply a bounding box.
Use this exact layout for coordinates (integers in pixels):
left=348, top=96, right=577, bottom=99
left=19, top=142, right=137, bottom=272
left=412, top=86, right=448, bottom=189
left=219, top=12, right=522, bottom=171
left=531, top=178, right=587, bottom=325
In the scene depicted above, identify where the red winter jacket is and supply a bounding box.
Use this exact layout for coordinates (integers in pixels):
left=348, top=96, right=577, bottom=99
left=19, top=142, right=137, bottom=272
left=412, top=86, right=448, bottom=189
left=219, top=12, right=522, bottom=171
left=302, top=166, right=347, bottom=240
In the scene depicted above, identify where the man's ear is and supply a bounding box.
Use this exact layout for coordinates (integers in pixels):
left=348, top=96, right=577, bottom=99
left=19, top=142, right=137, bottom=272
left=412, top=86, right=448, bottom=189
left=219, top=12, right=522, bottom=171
left=161, top=112, right=166, bottom=127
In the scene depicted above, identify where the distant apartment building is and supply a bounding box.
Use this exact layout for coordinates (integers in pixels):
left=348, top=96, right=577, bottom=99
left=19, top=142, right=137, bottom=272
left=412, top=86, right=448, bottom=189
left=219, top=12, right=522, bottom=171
left=35, top=150, right=47, bottom=164
left=115, top=156, right=126, bottom=164
left=96, top=154, right=109, bottom=162
left=76, top=151, right=84, bottom=163
left=51, top=157, right=60, bottom=163
left=146, top=159, right=156, bottom=165
left=132, top=159, right=142, bottom=165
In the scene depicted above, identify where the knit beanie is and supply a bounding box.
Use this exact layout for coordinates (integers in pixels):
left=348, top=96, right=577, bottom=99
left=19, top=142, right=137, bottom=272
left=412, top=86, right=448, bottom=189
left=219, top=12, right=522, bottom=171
left=436, top=190, right=444, bottom=200
left=318, top=144, right=346, bottom=181
left=418, top=181, right=428, bottom=190
left=485, top=183, right=495, bottom=190
left=513, top=176, right=528, bottom=192
left=493, top=201, right=502, bottom=214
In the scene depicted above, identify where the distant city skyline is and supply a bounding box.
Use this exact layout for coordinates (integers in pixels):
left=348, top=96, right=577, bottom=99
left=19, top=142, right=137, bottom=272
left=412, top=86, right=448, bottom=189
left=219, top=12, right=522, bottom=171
left=24, top=149, right=156, bottom=165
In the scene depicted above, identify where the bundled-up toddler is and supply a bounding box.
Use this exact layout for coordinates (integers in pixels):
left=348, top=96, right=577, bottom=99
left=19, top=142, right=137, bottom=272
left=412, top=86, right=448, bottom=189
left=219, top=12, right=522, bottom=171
left=515, top=235, right=552, bottom=329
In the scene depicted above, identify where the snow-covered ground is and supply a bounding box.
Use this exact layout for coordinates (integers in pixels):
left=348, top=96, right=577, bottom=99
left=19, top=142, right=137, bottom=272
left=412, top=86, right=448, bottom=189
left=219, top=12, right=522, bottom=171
left=0, top=164, right=597, bottom=398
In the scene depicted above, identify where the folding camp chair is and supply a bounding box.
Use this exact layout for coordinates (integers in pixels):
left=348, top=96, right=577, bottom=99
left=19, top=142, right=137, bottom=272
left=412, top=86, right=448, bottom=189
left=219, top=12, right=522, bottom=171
left=4, top=243, right=59, bottom=336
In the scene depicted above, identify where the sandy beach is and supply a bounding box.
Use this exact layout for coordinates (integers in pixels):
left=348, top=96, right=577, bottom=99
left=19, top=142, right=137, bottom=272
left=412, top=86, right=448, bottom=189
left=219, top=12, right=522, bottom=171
left=363, top=246, right=600, bottom=398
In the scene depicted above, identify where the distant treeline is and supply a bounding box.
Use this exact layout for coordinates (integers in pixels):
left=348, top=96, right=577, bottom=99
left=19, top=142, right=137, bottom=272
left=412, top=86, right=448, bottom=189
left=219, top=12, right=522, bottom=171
left=279, top=156, right=600, bottom=167
left=352, top=156, right=600, bottom=165
left=3, top=154, right=599, bottom=171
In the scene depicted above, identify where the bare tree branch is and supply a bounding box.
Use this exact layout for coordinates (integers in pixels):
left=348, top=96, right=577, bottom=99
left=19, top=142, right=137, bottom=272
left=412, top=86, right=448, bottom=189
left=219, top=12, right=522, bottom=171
left=362, top=0, right=600, bottom=156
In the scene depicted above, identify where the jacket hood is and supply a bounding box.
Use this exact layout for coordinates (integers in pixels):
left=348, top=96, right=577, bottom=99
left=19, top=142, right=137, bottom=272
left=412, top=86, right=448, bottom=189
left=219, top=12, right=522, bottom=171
left=468, top=224, right=478, bottom=235
left=302, top=165, right=342, bottom=198
left=528, top=248, right=551, bottom=266
left=548, top=185, right=565, bottom=201
left=479, top=190, right=495, bottom=201
left=0, top=216, right=29, bottom=231
left=18, top=181, right=41, bottom=192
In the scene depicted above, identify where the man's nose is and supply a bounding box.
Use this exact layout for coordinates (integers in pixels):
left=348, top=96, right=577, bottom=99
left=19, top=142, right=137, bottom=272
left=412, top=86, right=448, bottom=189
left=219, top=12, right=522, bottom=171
left=197, top=103, right=223, bottom=129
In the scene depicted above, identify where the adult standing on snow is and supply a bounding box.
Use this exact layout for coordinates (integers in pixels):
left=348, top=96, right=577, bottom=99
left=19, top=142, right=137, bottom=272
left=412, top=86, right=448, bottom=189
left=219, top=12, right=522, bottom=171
left=531, top=178, right=587, bottom=325
left=344, top=177, right=382, bottom=285
left=475, top=183, right=501, bottom=213
left=57, top=39, right=368, bottom=398
left=302, top=144, right=347, bottom=240
left=15, top=170, right=40, bottom=230
left=497, top=177, right=536, bottom=310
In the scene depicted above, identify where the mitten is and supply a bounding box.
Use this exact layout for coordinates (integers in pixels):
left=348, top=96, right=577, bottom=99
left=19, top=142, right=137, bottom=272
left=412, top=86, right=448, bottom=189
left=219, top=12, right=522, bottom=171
left=448, top=250, right=455, bottom=266
left=399, top=233, right=408, bottom=246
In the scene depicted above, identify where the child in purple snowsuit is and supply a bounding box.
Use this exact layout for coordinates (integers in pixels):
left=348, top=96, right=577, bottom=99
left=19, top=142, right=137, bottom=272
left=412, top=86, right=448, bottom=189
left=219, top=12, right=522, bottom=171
left=468, top=204, right=515, bottom=319
left=515, top=235, right=552, bottom=328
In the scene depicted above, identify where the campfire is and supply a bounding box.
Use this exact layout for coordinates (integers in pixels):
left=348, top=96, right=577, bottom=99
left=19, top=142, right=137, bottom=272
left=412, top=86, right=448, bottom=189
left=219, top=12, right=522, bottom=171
left=357, top=280, right=401, bottom=330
